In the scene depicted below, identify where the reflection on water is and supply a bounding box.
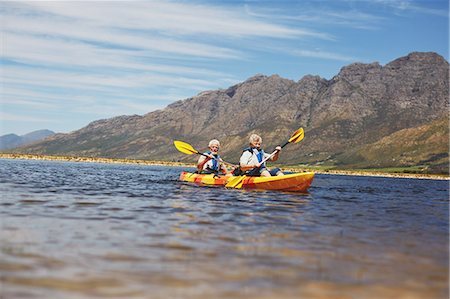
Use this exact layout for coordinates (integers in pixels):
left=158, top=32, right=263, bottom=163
left=0, top=159, right=448, bottom=298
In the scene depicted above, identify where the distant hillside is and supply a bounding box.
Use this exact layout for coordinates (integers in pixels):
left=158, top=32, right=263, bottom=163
left=15, top=52, right=449, bottom=174
left=0, top=130, right=55, bottom=150
left=337, top=117, right=449, bottom=173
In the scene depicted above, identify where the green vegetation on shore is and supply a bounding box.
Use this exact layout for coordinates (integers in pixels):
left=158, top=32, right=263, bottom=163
left=1, top=153, right=448, bottom=180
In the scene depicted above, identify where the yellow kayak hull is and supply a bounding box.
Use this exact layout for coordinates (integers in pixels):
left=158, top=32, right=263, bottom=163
left=179, top=171, right=314, bottom=192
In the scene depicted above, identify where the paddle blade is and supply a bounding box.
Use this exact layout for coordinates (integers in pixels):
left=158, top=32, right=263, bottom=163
left=173, top=140, right=199, bottom=155
left=288, top=127, right=304, bottom=144
left=225, top=176, right=246, bottom=189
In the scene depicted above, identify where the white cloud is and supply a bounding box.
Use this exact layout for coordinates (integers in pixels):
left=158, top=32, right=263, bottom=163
left=2, top=63, right=226, bottom=92
left=1, top=97, right=56, bottom=109
left=244, top=3, right=384, bottom=31
left=0, top=112, right=56, bottom=123
left=1, top=1, right=334, bottom=94
left=3, top=18, right=242, bottom=60
left=291, top=49, right=357, bottom=62
left=348, top=0, right=448, bottom=17
left=3, top=32, right=234, bottom=81
left=24, top=1, right=310, bottom=39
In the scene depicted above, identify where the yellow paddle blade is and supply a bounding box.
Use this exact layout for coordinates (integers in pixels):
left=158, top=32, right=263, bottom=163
left=288, top=127, right=304, bottom=144
left=173, top=140, right=199, bottom=155
left=225, top=176, right=246, bottom=188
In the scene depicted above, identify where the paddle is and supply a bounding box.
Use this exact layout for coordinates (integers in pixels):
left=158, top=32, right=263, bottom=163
left=224, top=173, right=247, bottom=188
left=259, top=127, right=304, bottom=164
left=225, top=127, right=305, bottom=189
left=173, top=140, right=236, bottom=167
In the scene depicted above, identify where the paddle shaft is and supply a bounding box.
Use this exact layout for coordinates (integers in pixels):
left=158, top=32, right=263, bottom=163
left=259, top=140, right=290, bottom=165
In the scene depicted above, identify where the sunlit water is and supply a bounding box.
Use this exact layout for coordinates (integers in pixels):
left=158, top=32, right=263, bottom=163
left=0, top=159, right=448, bottom=299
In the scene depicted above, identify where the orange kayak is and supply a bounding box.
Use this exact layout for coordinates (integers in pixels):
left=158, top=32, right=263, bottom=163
left=179, top=171, right=314, bottom=192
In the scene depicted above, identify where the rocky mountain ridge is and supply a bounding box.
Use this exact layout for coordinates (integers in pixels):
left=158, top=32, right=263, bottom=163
left=14, top=52, right=449, bottom=173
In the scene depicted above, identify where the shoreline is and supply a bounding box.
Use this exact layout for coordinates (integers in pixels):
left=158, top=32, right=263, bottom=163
left=0, top=153, right=193, bottom=168
left=1, top=153, right=448, bottom=181
left=294, top=168, right=449, bottom=181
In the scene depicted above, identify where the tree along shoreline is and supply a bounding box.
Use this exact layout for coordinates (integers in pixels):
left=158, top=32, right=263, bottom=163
left=1, top=153, right=448, bottom=181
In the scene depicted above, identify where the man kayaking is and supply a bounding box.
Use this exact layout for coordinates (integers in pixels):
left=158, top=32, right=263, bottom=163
left=197, top=139, right=230, bottom=175
left=238, top=134, right=284, bottom=177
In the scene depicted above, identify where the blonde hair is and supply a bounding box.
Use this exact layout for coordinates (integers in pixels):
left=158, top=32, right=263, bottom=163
left=249, top=134, right=262, bottom=145
left=208, top=139, right=220, bottom=147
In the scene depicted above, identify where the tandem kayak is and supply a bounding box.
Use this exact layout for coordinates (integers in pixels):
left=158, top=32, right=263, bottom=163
left=179, top=171, right=314, bottom=192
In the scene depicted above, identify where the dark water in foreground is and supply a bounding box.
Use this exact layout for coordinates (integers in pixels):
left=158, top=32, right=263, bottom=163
left=0, top=159, right=448, bottom=299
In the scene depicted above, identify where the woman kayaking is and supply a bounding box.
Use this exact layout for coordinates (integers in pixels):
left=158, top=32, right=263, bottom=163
left=238, top=134, right=284, bottom=177
left=197, top=139, right=230, bottom=175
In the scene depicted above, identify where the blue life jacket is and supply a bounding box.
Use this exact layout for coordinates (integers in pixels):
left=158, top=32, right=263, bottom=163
left=243, top=147, right=266, bottom=167
left=204, top=151, right=220, bottom=171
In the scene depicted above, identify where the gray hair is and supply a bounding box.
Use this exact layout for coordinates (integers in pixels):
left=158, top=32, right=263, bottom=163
left=249, top=134, right=262, bottom=145
left=208, top=139, right=220, bottom=147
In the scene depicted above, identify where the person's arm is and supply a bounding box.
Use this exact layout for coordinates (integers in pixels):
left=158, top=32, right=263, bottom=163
left=197, top=155, right=210, bottom=172
left=239, top=151, right=260, bottom=171
left=240, top=163, right=259, bottom=171
left=220, top=163, right=229, bottom=174
left=270, top=146, right=282, bottom=161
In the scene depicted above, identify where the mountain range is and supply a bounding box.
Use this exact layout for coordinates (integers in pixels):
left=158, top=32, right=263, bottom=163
left=12, top=52, right=449, bottom=173
left=0, top=130, right=55, bottom=150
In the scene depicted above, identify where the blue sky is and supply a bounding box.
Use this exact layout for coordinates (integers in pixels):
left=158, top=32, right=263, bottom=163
left=1, top=0, right=448, bottom=135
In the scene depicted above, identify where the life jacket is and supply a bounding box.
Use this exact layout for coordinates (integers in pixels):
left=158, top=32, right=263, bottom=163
left=204, top=151, right=220, bottom=171
left=243, top=147, right=266, bottom=167
left=232, top=147, right=266, bottom=176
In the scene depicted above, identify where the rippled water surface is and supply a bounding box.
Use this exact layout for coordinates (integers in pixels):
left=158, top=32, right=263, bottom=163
left=0, top=159, right=448, bottom=299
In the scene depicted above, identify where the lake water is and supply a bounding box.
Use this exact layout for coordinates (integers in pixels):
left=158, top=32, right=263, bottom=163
left=0, top=159, right=448, bottom=299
